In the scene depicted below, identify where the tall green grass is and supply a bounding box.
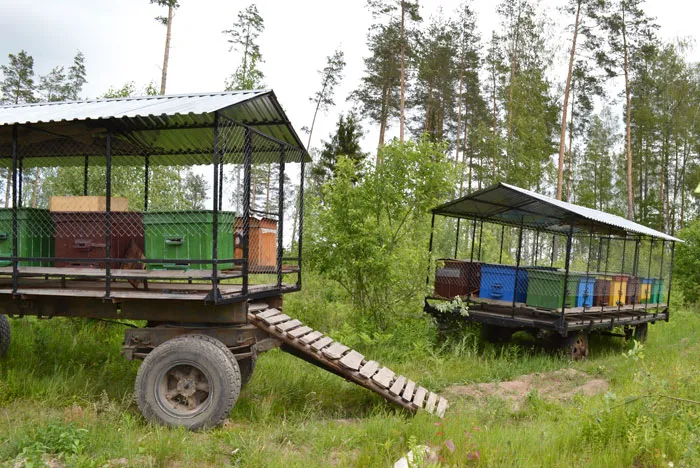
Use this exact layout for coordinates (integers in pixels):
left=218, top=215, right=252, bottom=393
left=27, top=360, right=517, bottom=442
left=0, top=279, right=698, bottom=466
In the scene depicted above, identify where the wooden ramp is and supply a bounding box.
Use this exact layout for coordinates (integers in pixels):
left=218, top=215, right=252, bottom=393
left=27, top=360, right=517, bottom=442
left=248, top=305, right=448, bottom=417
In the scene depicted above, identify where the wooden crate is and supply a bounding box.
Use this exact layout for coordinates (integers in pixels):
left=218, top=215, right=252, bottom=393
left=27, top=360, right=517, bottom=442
left=49, top=196, right=129, bottom=212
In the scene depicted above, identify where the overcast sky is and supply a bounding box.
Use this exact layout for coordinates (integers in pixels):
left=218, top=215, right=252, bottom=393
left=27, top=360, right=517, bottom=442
left=1, top=0, right=699, bottom=155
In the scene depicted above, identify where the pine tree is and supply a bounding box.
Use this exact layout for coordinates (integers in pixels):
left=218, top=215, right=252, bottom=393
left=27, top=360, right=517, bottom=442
left=305, top=48, right=346, bottom=150
left=0, top=50, right=36, bottom=105
left=350, top=22, right=401, bottom=155
left=367, top=0, right=421, bottom=144
left=311, top=112, right=367, bottom=187
left=223, top=4, right=265, bottom=90
left=596, top=0, right=657, bottom=220
left=66, top=51, right=87, bottom=100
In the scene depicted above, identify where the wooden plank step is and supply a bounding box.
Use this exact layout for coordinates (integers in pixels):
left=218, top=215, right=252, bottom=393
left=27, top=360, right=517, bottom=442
left=255, top=308, right=282, bottom=320
left=248, top=303, right=269, bottom=313
left=276, top=319, right=302, bottom=332
left=413, top=387, right=427, bottom=408
left=299, top=331, right=323, bottom=345
left=371, top=367, right=395, bottom=388
left=389, top=376, right=406, bottom=397
left=358, top=360, right=380, bottom=379
left=311, top=337, right=333, bottom=352
left=264, top=314, right=291, bottom=325
left=401, top=380, right=415, bottom=402
left=436, top=398, right=448, bottom=417
left=322, top=342, right=350, bottom=360
left=425, top=392, right=438, bottom=414
left=288, top=325, right=313, bottom=339
left=339, top=350, right=364, bottom=371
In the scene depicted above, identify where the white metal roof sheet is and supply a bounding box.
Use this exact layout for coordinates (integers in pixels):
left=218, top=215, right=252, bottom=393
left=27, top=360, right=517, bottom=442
left=0, top=90, right=267, bottom=126
left=433, top=182, right=681, bottom=242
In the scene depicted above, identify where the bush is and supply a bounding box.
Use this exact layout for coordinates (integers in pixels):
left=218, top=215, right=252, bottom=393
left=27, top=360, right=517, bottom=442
left=673, top=219, right=700, bottom=304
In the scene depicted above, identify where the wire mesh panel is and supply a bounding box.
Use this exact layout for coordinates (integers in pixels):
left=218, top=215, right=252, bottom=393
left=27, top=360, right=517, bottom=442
left=0, top=115, right=306, bottom=304
left=427, top=212, right=674, bottom=322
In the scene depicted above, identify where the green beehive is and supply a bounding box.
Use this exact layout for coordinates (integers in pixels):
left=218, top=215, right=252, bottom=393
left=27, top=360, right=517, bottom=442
left=0, top=208, right=55, bottom=267
left=650, top=279, right=665, bottom=304
left=526, top=269, right=582, bottom=310
left=143, top=211, right=235, bottom=270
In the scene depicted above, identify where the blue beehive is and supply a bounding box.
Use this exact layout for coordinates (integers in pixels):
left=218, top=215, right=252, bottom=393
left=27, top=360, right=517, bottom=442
left=479, top=263, right=529, bottom=303
left=575, top=276, right=596, bottom=308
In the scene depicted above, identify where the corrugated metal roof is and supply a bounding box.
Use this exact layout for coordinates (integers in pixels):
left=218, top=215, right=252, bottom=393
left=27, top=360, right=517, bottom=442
left=433, top=182, right=680, bottom=242
left=0, top=90, right=310, bottom=166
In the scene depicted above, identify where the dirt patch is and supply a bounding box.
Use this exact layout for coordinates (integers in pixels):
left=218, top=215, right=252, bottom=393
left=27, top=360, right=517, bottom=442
left=445, top=368, right=608, bottom=409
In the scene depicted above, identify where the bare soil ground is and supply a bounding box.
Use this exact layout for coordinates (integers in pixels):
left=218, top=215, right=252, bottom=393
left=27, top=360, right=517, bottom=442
left=445, top=368, right=608, bottom=409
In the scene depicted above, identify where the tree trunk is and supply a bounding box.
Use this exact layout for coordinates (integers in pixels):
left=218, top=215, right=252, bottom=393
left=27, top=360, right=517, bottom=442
left=459, top=109, right=468, bottom=196
left=160, top=4, right=174, bottom=95
left=622, top=7, right=634, bottom=220
left=557, top=0, right=581, bottom=200
left=377, top=82, right=391, bottom=164
left=399, top=3, right=406, bottom=143
left=566, top=79, right=576, bottom=202
left=456, top=65, right=464, bottom=166
left=507, top=9, right=522, bottom=155
left=491, top=61, right=498, bottom=180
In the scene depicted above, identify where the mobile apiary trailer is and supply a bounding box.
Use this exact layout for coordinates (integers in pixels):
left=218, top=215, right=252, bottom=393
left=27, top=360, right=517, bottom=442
left=424, top=183, right=679, bottom=359
left=0, top=91, right=446, bottom=429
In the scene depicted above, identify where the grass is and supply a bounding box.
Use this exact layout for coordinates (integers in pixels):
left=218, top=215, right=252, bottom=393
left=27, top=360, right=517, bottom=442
left=0, top=291, right=699, bottom=467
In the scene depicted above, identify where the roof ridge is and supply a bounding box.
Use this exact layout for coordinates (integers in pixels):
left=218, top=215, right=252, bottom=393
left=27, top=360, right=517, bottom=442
left=0, top=89, right=270, bottom=109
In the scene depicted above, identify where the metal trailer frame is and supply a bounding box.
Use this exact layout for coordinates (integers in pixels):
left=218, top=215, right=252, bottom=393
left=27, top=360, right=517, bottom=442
left=0, top=91, right=313, bottom=429
left=424, top=183, right=679, bottom=358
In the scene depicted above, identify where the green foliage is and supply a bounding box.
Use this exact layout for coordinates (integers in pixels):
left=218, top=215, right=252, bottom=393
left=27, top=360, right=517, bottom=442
left=310, top=112, right=366, bottom=187
left=223, top=4, right=265, bottom=90
left=0, top=50, right=36, bottom=104
left=673, top=219, right=700, bottom=304
left=306, top=137, right=457, bottom=324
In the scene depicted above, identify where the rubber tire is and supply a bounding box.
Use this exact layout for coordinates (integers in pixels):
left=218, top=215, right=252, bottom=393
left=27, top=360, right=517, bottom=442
left=481, top=324, right=514, bottom=343
left=560, top=332, right=589, bottom=360
left=634, top=323, right=648, bottom=342
left=135, top=334, right=241, bottom=430
left=238, top=352, right=258, bottom=388
left=0, top=315, right=10, bottom=357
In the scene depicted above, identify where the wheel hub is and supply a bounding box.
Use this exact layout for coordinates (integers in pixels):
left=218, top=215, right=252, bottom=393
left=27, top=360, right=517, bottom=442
left=159, top=364, right=211, bottom=415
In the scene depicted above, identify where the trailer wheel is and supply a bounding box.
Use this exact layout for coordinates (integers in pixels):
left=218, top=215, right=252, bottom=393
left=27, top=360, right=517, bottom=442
left=135, top=334, right=241, bottom=430
left=0, top=315, right=10, bottom=357
left=559, top=332, right=589, bottom=360
left=481, top=324, right=514, bottom=343
left=634, top=323, right=648, bottom=342
left=238, top=351, right=257, bottom=388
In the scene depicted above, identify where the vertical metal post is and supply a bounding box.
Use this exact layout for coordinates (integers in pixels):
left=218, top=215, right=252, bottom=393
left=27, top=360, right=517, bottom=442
left=499, top=225, right=505, bottom=263
left=601, top=230, right=612, bottom=322
left=297, top=149, right=307, bottom=289
left=617, top=234, right=628, bottom=322
left=560, top=225, right=574, bottom=328
left=83, top=155, right=89, bottom=196
left=631, top=237, right=641, bottom=312
left=17, top=155, right=23, bottom=208
left=219, top=153, right=224, bottom=211
left=513, top=217, right=524, bottom=317
left=533, top=230, right=540, bottom=265
left=242, top=125, right=253, bottom=296
left=211, top=113, right=220, bottom=302
left=277, top=144, right=285, bottom=289
left=426, top=213, right=436, bottom=288
left=469, top=219, right=477, bottom=262
left=105, top=132, right=112, bottom=299
left=656, top=239, right=666, bottom=316
left=583, top=229, right=594, bottom=319
left=477, top=220, right=484, bottom=261
left=666, top=241, right=675, bottom=322
left=11, top=125, right=18, bottom=294
left=644, top=239, right=654, bottom=313
left=454, top=219, right=461, bottom=258
left=144, top=155, right=150, bottom=212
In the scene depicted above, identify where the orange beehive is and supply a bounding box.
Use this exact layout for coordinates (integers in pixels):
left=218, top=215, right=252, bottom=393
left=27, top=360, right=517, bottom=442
left=234, top=217, right=278, bottom=268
